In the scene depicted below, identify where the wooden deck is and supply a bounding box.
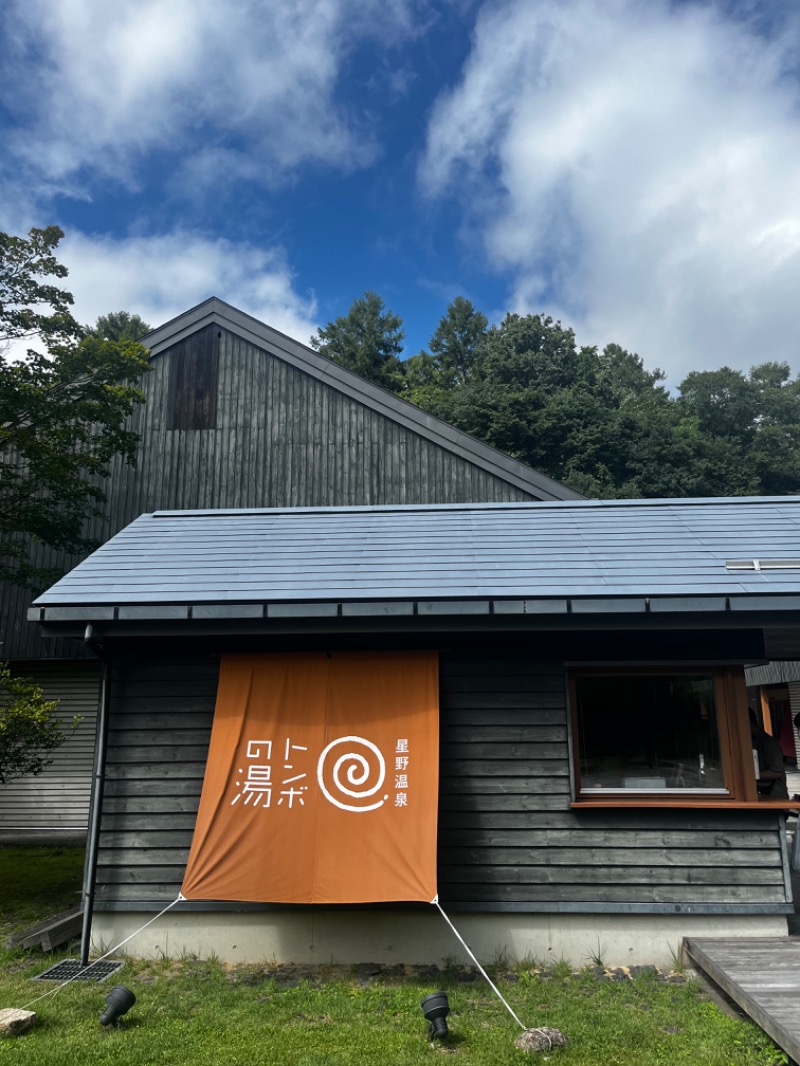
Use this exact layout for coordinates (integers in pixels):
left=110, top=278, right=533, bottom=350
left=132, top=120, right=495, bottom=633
left=684, top=937, right=800, bottom=1063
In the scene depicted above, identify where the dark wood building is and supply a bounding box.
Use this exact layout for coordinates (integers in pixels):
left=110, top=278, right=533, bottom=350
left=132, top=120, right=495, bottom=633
left=0, top=298, right=580, bottom=831
left=32, top=497, right=800, bottom=966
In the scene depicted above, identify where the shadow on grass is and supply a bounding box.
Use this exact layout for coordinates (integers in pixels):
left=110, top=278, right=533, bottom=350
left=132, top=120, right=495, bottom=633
left=0, top=845, right=85, bottom=941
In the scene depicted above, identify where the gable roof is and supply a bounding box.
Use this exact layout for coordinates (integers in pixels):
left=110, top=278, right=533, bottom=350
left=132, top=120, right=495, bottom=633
left=142, top=298, right=582, bottom=503
left=31, top=497, right=800, bottom=623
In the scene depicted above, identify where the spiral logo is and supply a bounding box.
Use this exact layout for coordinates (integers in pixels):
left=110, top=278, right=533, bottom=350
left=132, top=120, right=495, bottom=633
left=316, top=736, right=387, bottom=812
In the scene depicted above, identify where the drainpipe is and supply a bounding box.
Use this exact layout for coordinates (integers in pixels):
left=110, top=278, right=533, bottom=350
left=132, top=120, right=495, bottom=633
left=80, top=625, right=110, bottom=967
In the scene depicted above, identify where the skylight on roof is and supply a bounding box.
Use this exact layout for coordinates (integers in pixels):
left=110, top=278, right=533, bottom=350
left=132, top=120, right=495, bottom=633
left=726, top=559, right=800, bottom=571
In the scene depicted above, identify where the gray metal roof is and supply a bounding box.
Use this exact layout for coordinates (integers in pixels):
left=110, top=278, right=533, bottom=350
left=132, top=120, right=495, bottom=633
left=30, top=497, right=800, bottom=623
left=140, top=298, right=582, bottom=503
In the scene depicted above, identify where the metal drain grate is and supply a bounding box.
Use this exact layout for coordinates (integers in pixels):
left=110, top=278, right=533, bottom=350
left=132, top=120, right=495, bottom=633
left=32, top=959, right=125, bottom=983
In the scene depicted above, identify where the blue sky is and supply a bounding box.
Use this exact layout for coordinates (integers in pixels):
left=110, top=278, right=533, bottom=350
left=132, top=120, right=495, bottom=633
left=2, top=0, right=800, bottom=386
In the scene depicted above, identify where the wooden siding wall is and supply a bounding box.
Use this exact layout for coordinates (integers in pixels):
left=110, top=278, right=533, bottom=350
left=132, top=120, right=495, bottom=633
left=98, top=657, right=217, bottom=902
left=2, top=326, right=534, bottom=661
left=108, top=328, right=535, bottom=515
left=95, top=653, right=789, bottom=912
left=0, top=663, right=100, bottom=830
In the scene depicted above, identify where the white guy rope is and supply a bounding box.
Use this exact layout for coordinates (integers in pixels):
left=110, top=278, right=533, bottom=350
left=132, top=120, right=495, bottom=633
left=434, top=897, right=527, bottom=1030
left=21, top=894, right=185, bottom=1010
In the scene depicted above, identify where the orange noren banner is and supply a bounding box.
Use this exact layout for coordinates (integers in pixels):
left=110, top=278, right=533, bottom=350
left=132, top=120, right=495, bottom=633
left=181, top=651, right=439, bottom=904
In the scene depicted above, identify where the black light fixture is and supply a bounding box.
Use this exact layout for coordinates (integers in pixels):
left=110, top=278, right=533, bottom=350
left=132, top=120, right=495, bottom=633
left=421, top=990, right=450, bottom=1040
left=99, top=985, right=136, bottom=1028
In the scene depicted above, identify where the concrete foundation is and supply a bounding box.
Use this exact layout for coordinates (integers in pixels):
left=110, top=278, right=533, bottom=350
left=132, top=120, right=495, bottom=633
left=91, top=910, right=789, bottom=969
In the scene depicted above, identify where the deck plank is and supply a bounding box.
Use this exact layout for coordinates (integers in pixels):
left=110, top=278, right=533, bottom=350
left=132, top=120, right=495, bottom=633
left=684, top=937, right=800, bottom=1062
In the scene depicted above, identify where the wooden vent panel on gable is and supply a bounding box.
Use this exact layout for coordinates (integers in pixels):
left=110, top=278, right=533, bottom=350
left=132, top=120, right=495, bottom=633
left=168, top=325, right=220, bottom=430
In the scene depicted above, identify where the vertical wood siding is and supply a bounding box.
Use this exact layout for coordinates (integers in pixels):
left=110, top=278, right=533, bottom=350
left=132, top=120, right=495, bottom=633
left=94, top=653, right=789, bottom=911
left=0, top=662, right=100, bottom=829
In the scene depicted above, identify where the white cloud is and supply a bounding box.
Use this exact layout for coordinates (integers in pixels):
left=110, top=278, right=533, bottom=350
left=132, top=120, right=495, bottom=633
left=2, top=0, right=419, bottom=198
left=61, top=231, right=319, bottom=343
left=420, top=0, right=800, bottom=385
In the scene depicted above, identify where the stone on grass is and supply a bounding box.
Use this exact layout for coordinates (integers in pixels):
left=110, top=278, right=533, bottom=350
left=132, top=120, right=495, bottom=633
left=0, top=1008, right=36, bottom=1036
left=515, top=1026, right=570, bottom=1053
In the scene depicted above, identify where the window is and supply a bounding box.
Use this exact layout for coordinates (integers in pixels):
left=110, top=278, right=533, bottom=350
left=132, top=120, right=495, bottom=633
left=168, top=326, right=220, bottom=431
left=569, top=667, right=760, bottom=804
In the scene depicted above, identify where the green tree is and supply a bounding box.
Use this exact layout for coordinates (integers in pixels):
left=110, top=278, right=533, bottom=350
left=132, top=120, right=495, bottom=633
left=429, top=297, right=488, bottom=385
left=744, top=362, right=800, bottom=495
left=480, top=313, right=580, bottom=392
left=424, top=313, right=585, bottom=475
left=0, top=661, right=72, bottom=784
left=0, top=226, right=76, bottom=344
left=406, top=296, right=488, bottom=406
left=674, top=363, right=800, bottom=497
left=0, top=226, right=150, bottom=588
left=420, top=315, right=725, bottom=499
left=89, top=310, right=152, bottom=342
left=310, top=291, right=405, bottom=393
left=677, top=366, right=758, bottom=442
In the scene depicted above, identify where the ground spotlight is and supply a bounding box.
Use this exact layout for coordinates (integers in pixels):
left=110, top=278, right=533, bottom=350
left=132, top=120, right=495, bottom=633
left=421, top=990, right=450, bottom=1040
left=99, top=986, right=136, bottom=1028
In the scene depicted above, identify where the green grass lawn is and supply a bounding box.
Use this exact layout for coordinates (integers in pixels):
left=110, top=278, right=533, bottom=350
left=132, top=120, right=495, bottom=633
left=0, top=846, right=787, bottom=1064
left=0, top=846, right=85, bottom=940
left=0, top=953, right=787, bottom=1065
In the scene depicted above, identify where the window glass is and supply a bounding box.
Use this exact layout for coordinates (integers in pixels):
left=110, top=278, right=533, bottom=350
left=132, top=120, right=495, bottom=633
left=575, top=674, right=725, bottom=792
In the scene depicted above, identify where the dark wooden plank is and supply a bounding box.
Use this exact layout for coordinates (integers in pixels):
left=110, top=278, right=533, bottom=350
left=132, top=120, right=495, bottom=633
left=103, top=779, right=203, bottom=797
left=112, top=661, right=220, bottom=682
left=442, top=709, right=566, bottom=726
left=103, top=796, right=201, bottom=814
left=110, top=699, right=217, bottom=716
left=442, top=884, right=790, bottom=903
left=109, top=682, right=219, bottom=699
left=441, top=865, right=785, bottom=885
left=441, top=693, right=566, bottom=710
left=441, top=742, right=567, bottom=759
left=11, top=909, right=83, bottom=952
left=96, top=848, right=190, bottom=865
left=439, top=776, right=570, bottom=795
left=106, top=746, right=211, bottom=763
left=439, top=810, right=781, bottom=831
left=438, top=847, right=782, bottom=866
left=96, top=884, right=182, bottom=902
left=97, top=865, right=188, bottom=883
left=444, top=675, right=565, bottom=693
left=99, top=830, right=194, bottom=848
left=101, top=813, right=198, bottom=831
left=107, top=730, right=212, bottom=746
left=442, top=829, right=781, bottom=849
left=441, top=658, right=562, bottom=677
left=104, top=763, right=207, bottom=780
left=440, top=760, right=569, bottom=776
left=443, top=726, right=567, bottom=743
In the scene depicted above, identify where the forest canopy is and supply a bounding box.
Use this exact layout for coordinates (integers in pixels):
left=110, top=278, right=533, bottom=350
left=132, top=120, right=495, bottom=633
left=313, top=294, right=800, bottom=499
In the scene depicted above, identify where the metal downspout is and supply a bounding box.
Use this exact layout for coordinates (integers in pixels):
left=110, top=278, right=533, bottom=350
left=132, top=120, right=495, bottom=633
left=81, top=625, right=110, bottom=967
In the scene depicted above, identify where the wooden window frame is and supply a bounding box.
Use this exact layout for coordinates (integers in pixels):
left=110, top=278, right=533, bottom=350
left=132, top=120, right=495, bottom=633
left=568, top=665, right=797, bottom=809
